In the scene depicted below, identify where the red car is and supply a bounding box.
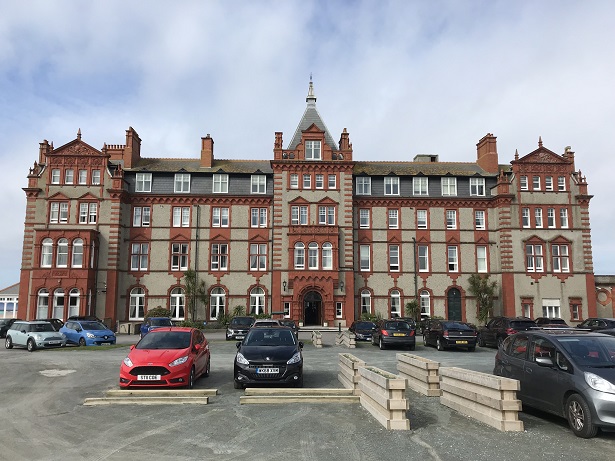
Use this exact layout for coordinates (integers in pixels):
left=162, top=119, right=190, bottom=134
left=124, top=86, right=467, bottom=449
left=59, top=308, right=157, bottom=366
left=119, top=327, right=210, bottom=388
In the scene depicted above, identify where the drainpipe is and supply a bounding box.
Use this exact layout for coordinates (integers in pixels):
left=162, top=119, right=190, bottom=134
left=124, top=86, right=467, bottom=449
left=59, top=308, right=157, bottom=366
left=412, top=237, right=418, bottom=318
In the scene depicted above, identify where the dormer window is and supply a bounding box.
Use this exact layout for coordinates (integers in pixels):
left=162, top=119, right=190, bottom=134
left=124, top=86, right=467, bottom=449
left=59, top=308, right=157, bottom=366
left=305, top=140, right=321, bottom=160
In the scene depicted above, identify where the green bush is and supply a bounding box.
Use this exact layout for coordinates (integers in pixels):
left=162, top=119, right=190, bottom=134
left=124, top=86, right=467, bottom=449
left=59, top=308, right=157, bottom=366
left=360, top=312, right=382, bottom=322
left=145, top=306, right=171, bottom=319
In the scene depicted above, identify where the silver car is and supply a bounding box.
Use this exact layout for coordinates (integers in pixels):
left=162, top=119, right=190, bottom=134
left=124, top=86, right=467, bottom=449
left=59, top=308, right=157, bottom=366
left=494, top=329, right=615, bottom=438
left=5, top=321, right=66, bottom=352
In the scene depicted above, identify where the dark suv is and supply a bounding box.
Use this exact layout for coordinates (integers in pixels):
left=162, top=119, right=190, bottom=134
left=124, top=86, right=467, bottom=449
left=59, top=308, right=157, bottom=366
left=423, top=319, right=477, bottom=351
left=478, top=316, right=536, bottom=348
left=226, top=316, right=255, bottom=341
left=0, top=318, right=22, bottom=338
left=494, top=329, right=615, bottom=438
left=576, top=318, right=615, bottom=332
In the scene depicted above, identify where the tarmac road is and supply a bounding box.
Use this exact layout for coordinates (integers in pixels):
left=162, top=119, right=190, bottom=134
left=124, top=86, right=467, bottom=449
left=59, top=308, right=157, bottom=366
left=1, top=330, right=613, bottom=461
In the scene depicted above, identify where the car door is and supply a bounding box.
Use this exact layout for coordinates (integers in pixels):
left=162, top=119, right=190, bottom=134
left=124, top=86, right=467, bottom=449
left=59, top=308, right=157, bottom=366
left=11, top=323, right=27, bottom=346
left=193, top=330, right=207, bottom=375
left=484, top=319, right=500, bottom=346
left=500, top=334, right=529, bottom=396
left=64, top=322, right=78, bottom=343
left=521, top=337, right=563, bottom=413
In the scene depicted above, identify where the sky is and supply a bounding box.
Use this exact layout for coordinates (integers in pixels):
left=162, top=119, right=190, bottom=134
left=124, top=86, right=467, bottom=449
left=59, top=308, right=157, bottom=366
left=1, top=0, right=614, bottom=290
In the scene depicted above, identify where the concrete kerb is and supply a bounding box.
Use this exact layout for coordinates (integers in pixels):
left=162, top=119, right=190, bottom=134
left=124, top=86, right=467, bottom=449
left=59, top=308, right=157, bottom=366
left=83, top=388, right=218, bottom=406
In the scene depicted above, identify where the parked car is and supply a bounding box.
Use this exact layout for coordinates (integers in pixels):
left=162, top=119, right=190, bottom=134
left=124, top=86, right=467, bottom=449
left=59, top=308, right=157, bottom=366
left=0, top=318, right=21, bottom=338
left=120, top=327, right=210, bottom=388
left=5, top=320, right=66, bottom=351
left=251, top=319, right=281, bottom=328
left=348, top=321, right=377, bottom=341
left=477, top=316, right=536, bottom=348
left=535, top=317, right=568, bottom=327
left=234, top=326, right=303, bottom=389
left=598, top=329, right=615, bottom=337
left=576, top=318, right=615, bottom=332
left=67, top=315, right=104, bottom=323
left=423, top=319, right=478, bottom=351
left=494, top=329, right=615, bottom=438
left=371, top=319, right=416, bottom=350
left=226, top=316, right=255, bottom=341
left=279, top=319, right=300, bottom=336
left=140, top=317, right=173, bottom=338
left=33, top=318, right=64, bottom=331
left=60, top=320, right=116, bottom=346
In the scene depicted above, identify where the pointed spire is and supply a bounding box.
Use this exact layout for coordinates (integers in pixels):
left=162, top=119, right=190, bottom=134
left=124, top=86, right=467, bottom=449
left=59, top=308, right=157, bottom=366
left=514, top=149, right=519, bottom=160
left=306, top=74, right=316, bottom=105
left=77, top=128, right=82, bottom=140
left=538, top=136, right=543, bottom=148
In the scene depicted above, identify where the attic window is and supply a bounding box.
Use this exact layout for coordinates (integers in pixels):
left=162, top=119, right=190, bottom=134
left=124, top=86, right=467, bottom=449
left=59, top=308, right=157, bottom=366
left=305, top=140, right=321, bottom=160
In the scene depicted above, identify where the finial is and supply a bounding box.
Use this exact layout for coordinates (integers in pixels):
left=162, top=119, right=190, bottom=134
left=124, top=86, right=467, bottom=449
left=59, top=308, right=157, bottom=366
left=306, top=74, right=316, bottom=103
left=77, top=128, right=82, bottom=140
left=514, top=149, right=519, bottom=160
left=538, top=136, right=543, bottom=148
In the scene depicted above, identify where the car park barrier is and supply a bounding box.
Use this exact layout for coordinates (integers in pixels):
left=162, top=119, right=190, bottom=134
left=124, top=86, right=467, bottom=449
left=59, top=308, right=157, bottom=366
left=338, top=353, right=365, bottom=395
left=396, top=353, right=441, bottom=397
left=335, top=330, right=356, bottom=348
left=84, top=389, right=218, bottom=406
left=358, top=366, right=410, bottom=430
left=439, top=367, right=524, bottom=432
left=311, top=330, right=323, bottom=348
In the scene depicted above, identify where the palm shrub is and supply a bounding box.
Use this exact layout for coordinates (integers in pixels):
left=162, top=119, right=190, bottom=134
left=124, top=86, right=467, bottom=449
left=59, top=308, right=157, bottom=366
left=468, top=274, right=498, bottom=325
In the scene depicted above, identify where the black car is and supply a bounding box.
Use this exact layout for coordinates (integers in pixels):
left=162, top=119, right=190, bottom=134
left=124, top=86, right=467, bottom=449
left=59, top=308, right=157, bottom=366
left=279, top=319, right=300, bottom=336
left=535, top=317, right=568, bottom=327
left=372, top=319, right=416, bottom=350
left=576, top=318, right=615, bottom=332
left=34, top=318, right=64, bottom=331
left=226, top=316, right=255, bottom=341
left=494, top=329, right=615, bottom=438
left=478, top=316, right=536, bottom=348
left=0, top=318, right=21, bottom=338
left=348, top=321, right=377, bottom=341
left=234, top=326, right=303, bottom=389
left=423, top=319, right=477, bottom=351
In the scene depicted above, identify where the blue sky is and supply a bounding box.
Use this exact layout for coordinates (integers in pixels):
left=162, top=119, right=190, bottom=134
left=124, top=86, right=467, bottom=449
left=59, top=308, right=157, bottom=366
left=1, top=0, right=614, bottom=289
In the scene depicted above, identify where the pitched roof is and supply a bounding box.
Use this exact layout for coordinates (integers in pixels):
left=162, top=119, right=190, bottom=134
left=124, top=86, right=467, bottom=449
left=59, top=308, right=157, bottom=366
left=128, top=158, right=273, bottom=174
left=353, top=161, right=509, bottom=177
left=287, top=79, right=338, bottom=151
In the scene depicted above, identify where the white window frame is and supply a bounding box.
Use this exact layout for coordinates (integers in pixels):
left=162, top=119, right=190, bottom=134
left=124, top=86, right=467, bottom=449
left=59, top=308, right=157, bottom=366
left=470, top=177, right=485, bottom=196
left=532, top=176, right=541, bottom=191
left=290, top=173, right=299, bottom=189
left=335, top=302, right=343, bottom=319
left=174, top=173, right=191, bottom=193
left=359, top=209, right=370, bottom=229
left=210, top=243, right=228, bottom=271
left=65, top=169, right=74, bottom=185
left=88, top=203, right=97, bottom=224
left=41, top=239, right=53, bottom=268
left=520, top=175, right=528, bottom=191
left=171, top=243, right=189, bottom=271
left=78, top=169, right=88, bottom=185
left=51, top=169, right=61, bottom=184
left=308, top=242, right=319, bottom=270
left=389, top=244, right=399, bottom=272
left=420, top=290, right=430, bottom=315
left=441, top=177, right=457, bottom=196
left=547, top=208, right=556, bottom=228
left=558, top=176, right=566, bottom=191
left=390, top=290, right=401, bottom=317
left=133, top=206, right=151, bottom=227
left=476, top=245, right=487, bottom=273
left=250, top=243, right=267, bottom=271
left=542, top=299, right=561, bottom=318
left=68, top=288, right=80, bottom=318
left=413, top=177, right=428, bottom=196
left=560, top=208, right=569, bottom=228
left=360, top=245, right=371, bottom=271
left=303, top=174, right=311, bottom=189
left=417, top=210, right=427, bottom=229
left=388, top=209, right=399, bottom=229
left=170, top=287, right=185, bottom=320
left=213, top=174, right=229, bottom=193
left=322, top=242, right=333, bottom=270
left=294, top=243, right=305, bottom=269
left=552, top=244, right=570, bottom=273
left=37, top=289, right=49, bottom=319
left=250, top=287, right=265, bottom=315
left=315, top=174, right=324, bottom=189
left=212, top=207, right=229, bottom=227
left=328, top=174, right=336, bottom=189
left=522, top=208, right=530, bottom=228
left=447, top=246, right=458, bottom=272
left=92, top=170, right=101, bottom=185
left=129, top=288, right=145, bottom=320
left=526, top=244, right=544, bottom=272
left=136, top=173, right=152, bottom=192
left=173, top=207, right=190, bottom=227
left=384, top=177, right=400, bottom=196
left=356, top=177, right=371, bottom=195
left=72, top=238, right=83, bottom=268
left=545, top=176, right=553, bottom=191
left=131, top=243, right=149, bottom=271
left=305, top=140, right=321, bottom=160
left=251, top=175, right=266, bottom=194
left=210, top=287, right=225, bottom=320
left=535, top=208, right=543, bottom=228
left=446, top=210, right=457, bottom=229
left=418, top=245, right=429, bottom=272
left=361, top=290, right=371, bottom=314
left=475, top=210, right=486, bottom=230
left=251, top=208, right=267, bottom=228
left=79, top=203, right=89, bottom=224
left=57, top=239, right=68, bottom=268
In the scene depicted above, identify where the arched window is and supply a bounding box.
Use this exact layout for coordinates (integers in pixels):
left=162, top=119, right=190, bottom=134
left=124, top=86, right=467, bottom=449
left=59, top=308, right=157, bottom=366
left=68, top=288, right=80, bottom=317
left=72, top=239, right=83, bottom=268
left=53, top=288, right=65, bottom=319
left=57, top=239, right=68, bottom=268
left=294, top=243, right=305, bottom=269
left=361, top=290, right=371, bottom=315
left=250, top=287, right=265, bottom=315
left=210, top=287, right=225, bottom=320
left=390, top=290, right=401, bottom=317
left=308, top=242, right=319, bottom=269
left=41, top=239, right=53, bottom=268
left=322, top=242, right=333, bottom=270
left=420, top=290, right=431, bottom=316
left=129, top=287, right=145, bottom=320
left=37, top=289, right=49, bottom=318
left=170, top=287, right=185, bottom=320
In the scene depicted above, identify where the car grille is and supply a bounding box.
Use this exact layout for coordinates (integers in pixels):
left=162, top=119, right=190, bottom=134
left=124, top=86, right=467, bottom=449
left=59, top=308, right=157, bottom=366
left=46, top=336, right=64, bottom=341
left=129, top=366, right=170, bottom=377
left=248, top=364, right=287, bottom=379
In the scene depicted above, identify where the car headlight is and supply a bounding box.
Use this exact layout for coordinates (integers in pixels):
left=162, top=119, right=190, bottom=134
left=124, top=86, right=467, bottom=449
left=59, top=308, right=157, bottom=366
left=86, top=333, right=95, bottom=338
left=287, top=352, right=302, bottom=365
left=169, top=356, right=189, bottom=367
left=33, top=334, right=43, bottom=340
left=585, top=372, right=615, bottom=394
left=236, top=352, right=249, bottom=365
left=60, top=333, right=66, bottom=339
left=123, top=357, right=133, bottom=367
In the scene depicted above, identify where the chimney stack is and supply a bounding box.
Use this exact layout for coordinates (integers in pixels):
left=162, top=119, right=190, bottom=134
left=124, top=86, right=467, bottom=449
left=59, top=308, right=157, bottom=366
left=201, top=134, right=214, bottom=168
left=476, top=133, right=499, bottom=174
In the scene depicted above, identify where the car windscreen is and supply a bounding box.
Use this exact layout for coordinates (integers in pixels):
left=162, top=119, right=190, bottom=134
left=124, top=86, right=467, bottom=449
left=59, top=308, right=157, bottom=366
left=355, top=322, right=375, bottom=330
left=442, top=322, right=473, bottom=331
left=137, top=331, right=191, bottom=349
left=151, top=318, right=173, bottom=326
left=510, top=321, right=536, bottom=330
left=244, top=329, right=295, bottom=346
left=0, top=320, right=9, bottom=326
left=559, top=337, right=615, bottom=367
left=81, top=322, right=108, bottom=330
left=31, top=323, right=55, bottom=332
left=383, top=321, right=410, bottom=330
left=232, top=317, right=254, bottom=326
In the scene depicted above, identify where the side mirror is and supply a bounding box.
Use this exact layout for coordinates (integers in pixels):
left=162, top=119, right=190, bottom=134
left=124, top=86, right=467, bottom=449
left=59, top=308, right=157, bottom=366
left=299, top=341, right=304, bottom=349
left=535, top=356, right=554, bottom=367
left=76, top=328, right=82, bottom=333
left=236, top=341, right=242, bottom=349
left=130, top=345, right=135, bottom=350
left=194, top=343, right=201, bottom=351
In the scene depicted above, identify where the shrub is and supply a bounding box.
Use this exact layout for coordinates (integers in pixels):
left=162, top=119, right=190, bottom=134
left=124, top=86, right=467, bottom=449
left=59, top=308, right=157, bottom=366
left=145, top=306, right=171, bottom=319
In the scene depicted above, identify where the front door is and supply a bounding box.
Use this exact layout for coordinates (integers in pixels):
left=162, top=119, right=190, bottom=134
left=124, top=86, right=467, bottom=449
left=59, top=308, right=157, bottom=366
left=447, top=288, right=462, bottom=321
left=303, top=291, right=322, bottom=326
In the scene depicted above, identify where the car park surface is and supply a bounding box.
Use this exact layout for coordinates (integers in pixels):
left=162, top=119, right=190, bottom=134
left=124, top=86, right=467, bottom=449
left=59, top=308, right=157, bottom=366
left=1, top=329, right=614, bottom=460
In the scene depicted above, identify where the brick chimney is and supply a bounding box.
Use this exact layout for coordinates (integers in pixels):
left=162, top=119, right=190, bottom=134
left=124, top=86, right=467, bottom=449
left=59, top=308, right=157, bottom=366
left=476, top=133, right=499, bottom=174
left=124, top=127, right=142, bottom=169
left=201, top=134, right=214, bottom=168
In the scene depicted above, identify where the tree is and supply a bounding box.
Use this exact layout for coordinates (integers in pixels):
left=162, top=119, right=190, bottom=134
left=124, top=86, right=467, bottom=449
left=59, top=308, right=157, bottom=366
left=183, top=269, right=208, bottom=321
left=405, top=300, right=420, bottom=322
left=468, top=274, right=498, bottom=324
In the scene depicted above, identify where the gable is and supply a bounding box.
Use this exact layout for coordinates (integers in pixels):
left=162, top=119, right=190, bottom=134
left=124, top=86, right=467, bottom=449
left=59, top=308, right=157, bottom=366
left=49, top=139, right=103, bottom=158
left=515, top=147, right=570, bottom=165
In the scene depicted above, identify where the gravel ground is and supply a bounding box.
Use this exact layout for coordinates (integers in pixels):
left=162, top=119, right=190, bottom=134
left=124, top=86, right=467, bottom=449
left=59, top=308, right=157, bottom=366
left=0, top=330, right=613, bottom=460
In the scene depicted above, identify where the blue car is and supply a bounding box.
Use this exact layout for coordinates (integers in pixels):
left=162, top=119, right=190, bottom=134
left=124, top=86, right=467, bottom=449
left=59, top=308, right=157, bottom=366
left=140, top=317, right=174, bottom=338
left=60, top=320, right=116, bottom=346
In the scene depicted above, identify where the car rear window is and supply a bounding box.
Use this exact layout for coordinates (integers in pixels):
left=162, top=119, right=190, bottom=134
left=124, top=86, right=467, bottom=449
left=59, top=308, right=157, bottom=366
left=510, top=321, right=536, bottom=329
left=383, top=321, right=410, bottom=330
left=232, top=317, right=254, bottom=326
left=442, top=322, right=473, bottom=331
left=355, top=322, right=375, bottom=329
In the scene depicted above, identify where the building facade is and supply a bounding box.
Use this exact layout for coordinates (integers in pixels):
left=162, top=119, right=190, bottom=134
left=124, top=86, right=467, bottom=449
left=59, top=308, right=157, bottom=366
left=17, top=82, right=599, bottom=327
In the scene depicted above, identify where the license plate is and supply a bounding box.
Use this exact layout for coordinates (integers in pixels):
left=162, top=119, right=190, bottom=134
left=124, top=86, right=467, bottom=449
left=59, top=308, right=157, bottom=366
left=49, top=341, right=60, bottom=345
left=236, top=336, right=244, bottom=339
left=256, top=368, right=279, bottom=374
left=137, top=375, right=161, bottom=381
left=393, top=333, right=406, bottom=337
left=456, top=340, right=468, bottom=344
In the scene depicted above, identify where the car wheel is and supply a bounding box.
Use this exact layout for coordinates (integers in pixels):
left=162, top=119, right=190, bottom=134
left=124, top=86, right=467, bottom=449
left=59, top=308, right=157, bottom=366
left=27, top=338, right=36, bottom=352
left=371, top=335, right=376, bottom=346
left=436, top=337, right=445, bottom=351
left=566, top=394, right=598, bottom=438
left=78, top=337, right=86, bottom=347
left=379, top=337, right=386, bottom=350
left=497, top=336, right=504, bottom=349
left=467, top=346, right=476, bottom=352
left=226, top=336, right=232, bottom=341
left=295, top=375, right=304, bottom=388
left=203, top=357, right=210, bottom=377
left=5, top=336, right=13, bottom=349
left=477, top=334, right=485, bottom=347
left=188, top=367, right=195, bottom=389
left=423, top=335, right=428, bottom=347
left=234, top=380, right=244, bottom=389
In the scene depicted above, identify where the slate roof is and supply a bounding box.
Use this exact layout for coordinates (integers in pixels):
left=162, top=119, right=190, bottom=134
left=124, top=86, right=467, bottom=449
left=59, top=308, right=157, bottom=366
left=0, top=283, right=19, bottom=295
left=353, top=161, right=510, bottom=177
left=128, top=158, right=273, bottom=174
